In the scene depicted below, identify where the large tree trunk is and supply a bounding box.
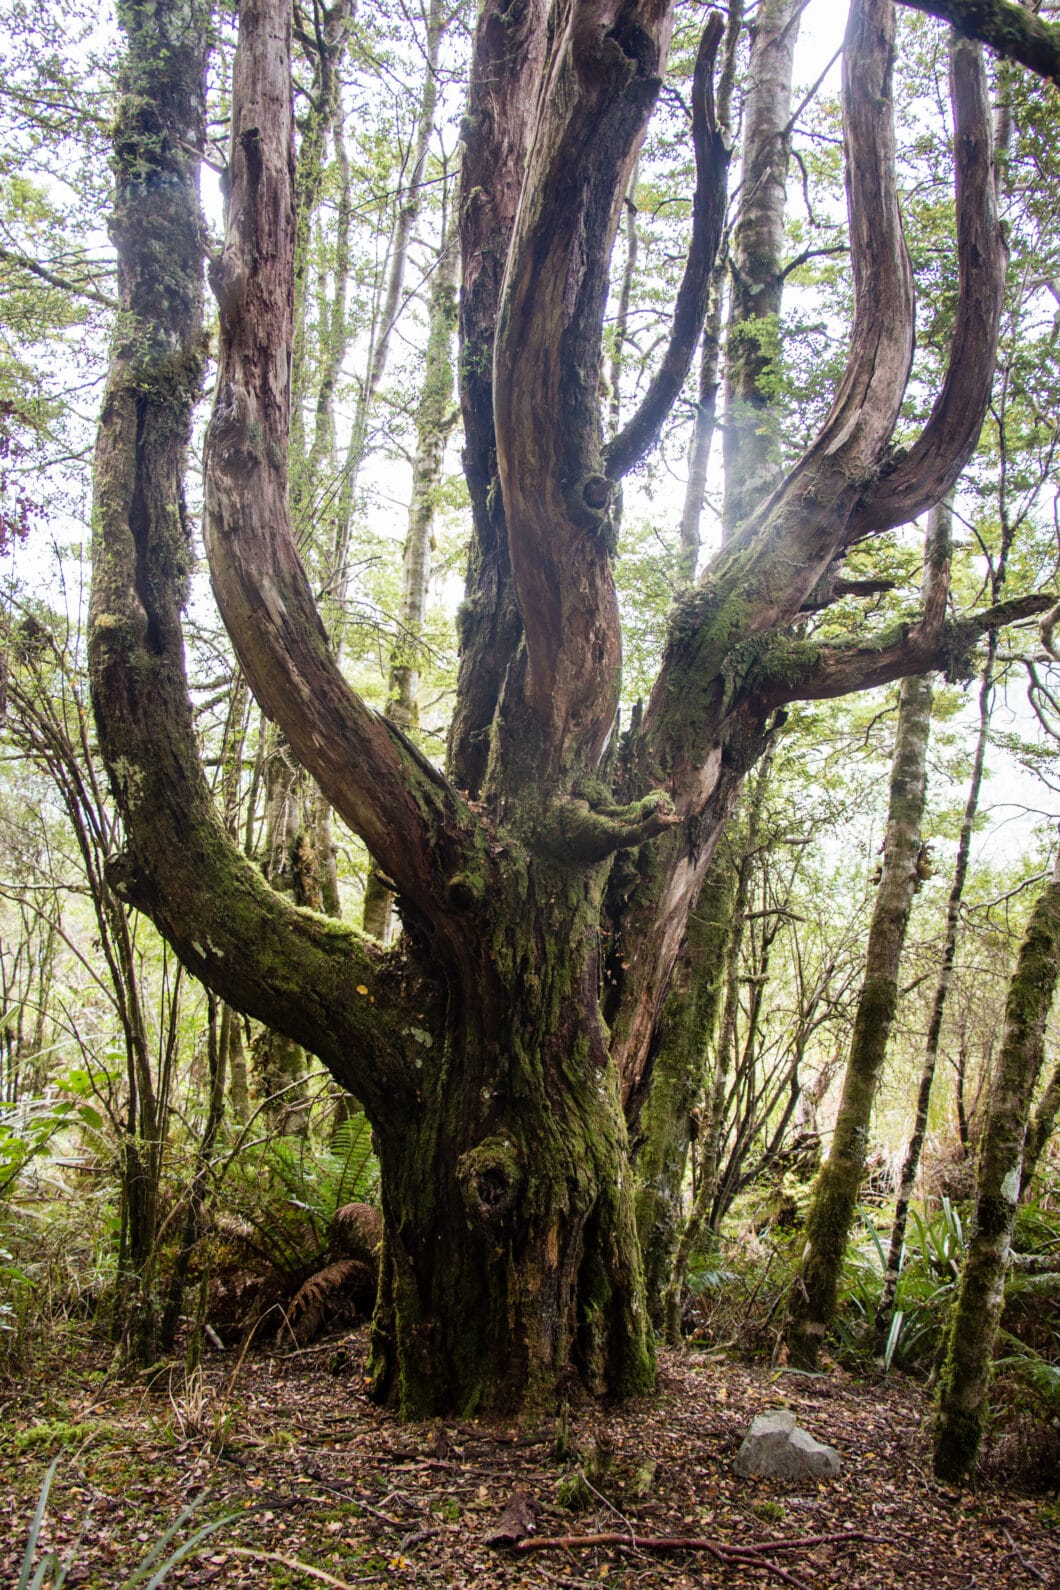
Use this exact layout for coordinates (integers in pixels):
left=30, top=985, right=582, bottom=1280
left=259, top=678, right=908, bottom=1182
left=934, top=850, right=1060, bottom=1484
left=368, top=865, right=654, bottom=1415
left=88, top=0, right=1016, bottom=1416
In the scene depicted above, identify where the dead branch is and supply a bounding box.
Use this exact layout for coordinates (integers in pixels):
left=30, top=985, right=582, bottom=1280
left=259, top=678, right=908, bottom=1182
left=510, top=1527, right=898, bottom=1590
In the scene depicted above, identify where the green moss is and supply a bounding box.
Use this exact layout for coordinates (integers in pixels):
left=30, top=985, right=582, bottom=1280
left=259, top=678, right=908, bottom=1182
left=933, top=1401, right=984, bottom=1485
left=456, top=1136, right=523, bottom=1228
left=975, top=1194, right=1014, bottom=1241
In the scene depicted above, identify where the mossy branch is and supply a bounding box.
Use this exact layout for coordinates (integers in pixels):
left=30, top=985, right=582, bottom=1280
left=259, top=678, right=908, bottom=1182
left=897, top=0, right=1060, bottom=85
left=749, top=592, right=1056, bottom=708
left=537, top=792, right=680, bottom=863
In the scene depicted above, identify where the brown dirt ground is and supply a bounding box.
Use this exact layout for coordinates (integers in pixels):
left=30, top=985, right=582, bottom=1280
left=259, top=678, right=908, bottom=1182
left=1, top=1330, right=1056, bottom=1589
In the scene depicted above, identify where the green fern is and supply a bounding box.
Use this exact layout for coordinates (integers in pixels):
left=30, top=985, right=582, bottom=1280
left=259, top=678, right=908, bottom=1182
left=222, top=1114, right=379, bottom=1275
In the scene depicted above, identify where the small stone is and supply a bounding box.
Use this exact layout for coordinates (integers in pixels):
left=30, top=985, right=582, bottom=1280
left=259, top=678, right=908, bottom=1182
left=734, top=1409, right=841, bottom=1481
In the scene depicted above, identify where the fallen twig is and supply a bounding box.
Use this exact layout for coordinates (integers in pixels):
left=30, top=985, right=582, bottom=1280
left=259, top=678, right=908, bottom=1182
left=1001, top=1527, right=1048, bottom=1583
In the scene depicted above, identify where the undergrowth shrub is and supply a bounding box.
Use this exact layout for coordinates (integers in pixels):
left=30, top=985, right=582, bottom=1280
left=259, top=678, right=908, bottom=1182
left=206, top=1112, right=381, bottom=1346
left=682, top=1229, right=803, bottom=1357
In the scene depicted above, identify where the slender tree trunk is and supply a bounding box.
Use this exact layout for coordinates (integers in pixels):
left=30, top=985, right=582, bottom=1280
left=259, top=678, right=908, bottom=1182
left=678, top=0, right=741, bottom=578
left=607, top=161, right=639, bottom=443
left=628, top=0, right=759, bottom=1311
left=722, top=0, right=802, bottom=539
left=875, top=575, right=993, bottom=1354
left=786, top=503, right=950, bottom=1368
left=632, top=859, right=735, bottom=1322
left=678, top=278, right=725, bottom=579
left=331, top=0, right=449, bottom=654
left=658, top=745, right=773, bottom=1339
left=160, top=991, right=228, bottom=1352
left=363, top=218, right=459, bottom=940
left=934, top=849, right=1060, bottom=1483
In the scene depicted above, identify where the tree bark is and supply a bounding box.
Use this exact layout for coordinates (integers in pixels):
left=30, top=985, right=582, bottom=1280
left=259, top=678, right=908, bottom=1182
left=721, top=0, right=803, bottom=539
left=632, top=857, right=735, bottom=1323
left=897, top=0, right=1060, bottom=84
left=875, top=516, right=994, bottom=1357
left=659, top=748, right=772, bottom=1341
left=933, top=849, right=1060, bottom=1484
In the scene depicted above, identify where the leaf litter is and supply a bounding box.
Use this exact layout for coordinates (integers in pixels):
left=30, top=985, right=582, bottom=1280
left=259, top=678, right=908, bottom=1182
left=1, top=1331, right=1055, bottom=1588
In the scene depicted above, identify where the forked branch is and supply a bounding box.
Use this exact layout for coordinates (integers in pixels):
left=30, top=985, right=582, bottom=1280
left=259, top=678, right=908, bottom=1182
left=851, top=31, right=1005, bottom=535
left=493, top=0, right=675, bottom=779
left=644, top=0, right=916, bottom=786
left=203, top=0, right=485, bottom=921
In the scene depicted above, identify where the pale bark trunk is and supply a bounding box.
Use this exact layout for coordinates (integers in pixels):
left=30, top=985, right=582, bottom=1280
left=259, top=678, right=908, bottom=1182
left=607, top=161, right=639, bottom=443
left=330, top=0, right=449, bottom=650
left=679, top=279, right=724, bottom=578
left=934, top=850, right=1060, bottom=1483
left=721, top=0, right=802, bottom=538
left=677, top=0, right=742, bottom=577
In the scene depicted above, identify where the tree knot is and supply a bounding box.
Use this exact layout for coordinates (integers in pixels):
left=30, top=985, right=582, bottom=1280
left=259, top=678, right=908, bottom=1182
left=457, top=1136, right=523, bottom=1229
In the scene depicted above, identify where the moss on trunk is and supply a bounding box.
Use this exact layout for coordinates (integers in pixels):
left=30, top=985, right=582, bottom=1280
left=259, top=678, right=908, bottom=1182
left=787, top=667, right=933, bottom=1368
left=369, top=860, right=654, bottom=1416
left=934, top=855, right=1060, bottom=1484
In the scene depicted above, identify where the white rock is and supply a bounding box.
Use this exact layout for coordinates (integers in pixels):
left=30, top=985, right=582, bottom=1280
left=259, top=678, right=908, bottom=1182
left=733, top=1409, right=841, bottom=1481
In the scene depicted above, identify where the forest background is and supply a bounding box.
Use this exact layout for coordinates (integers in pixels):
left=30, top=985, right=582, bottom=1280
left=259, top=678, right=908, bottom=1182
left=0, top=0, right=1059, bottom=1560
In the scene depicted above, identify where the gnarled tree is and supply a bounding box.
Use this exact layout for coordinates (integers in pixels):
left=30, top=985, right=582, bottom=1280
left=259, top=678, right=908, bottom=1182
left=90, top=0, right=1047, bottom=1415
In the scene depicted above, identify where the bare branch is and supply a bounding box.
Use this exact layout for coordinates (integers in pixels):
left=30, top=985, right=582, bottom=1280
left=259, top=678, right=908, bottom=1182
left=0, top=244, right=118, bottom=310
left=605, top=12, right=730, bottom=481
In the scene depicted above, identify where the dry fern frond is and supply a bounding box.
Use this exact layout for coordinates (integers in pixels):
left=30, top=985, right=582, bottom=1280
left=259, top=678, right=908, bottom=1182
left=281, top=1259, right=373, bottom=1347
left=329, top=1202, right=383, bottom=1262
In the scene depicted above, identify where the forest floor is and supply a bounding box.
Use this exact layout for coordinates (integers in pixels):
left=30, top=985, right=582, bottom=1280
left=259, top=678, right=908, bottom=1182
left=1, top=1327, right=1056, bottom=1590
